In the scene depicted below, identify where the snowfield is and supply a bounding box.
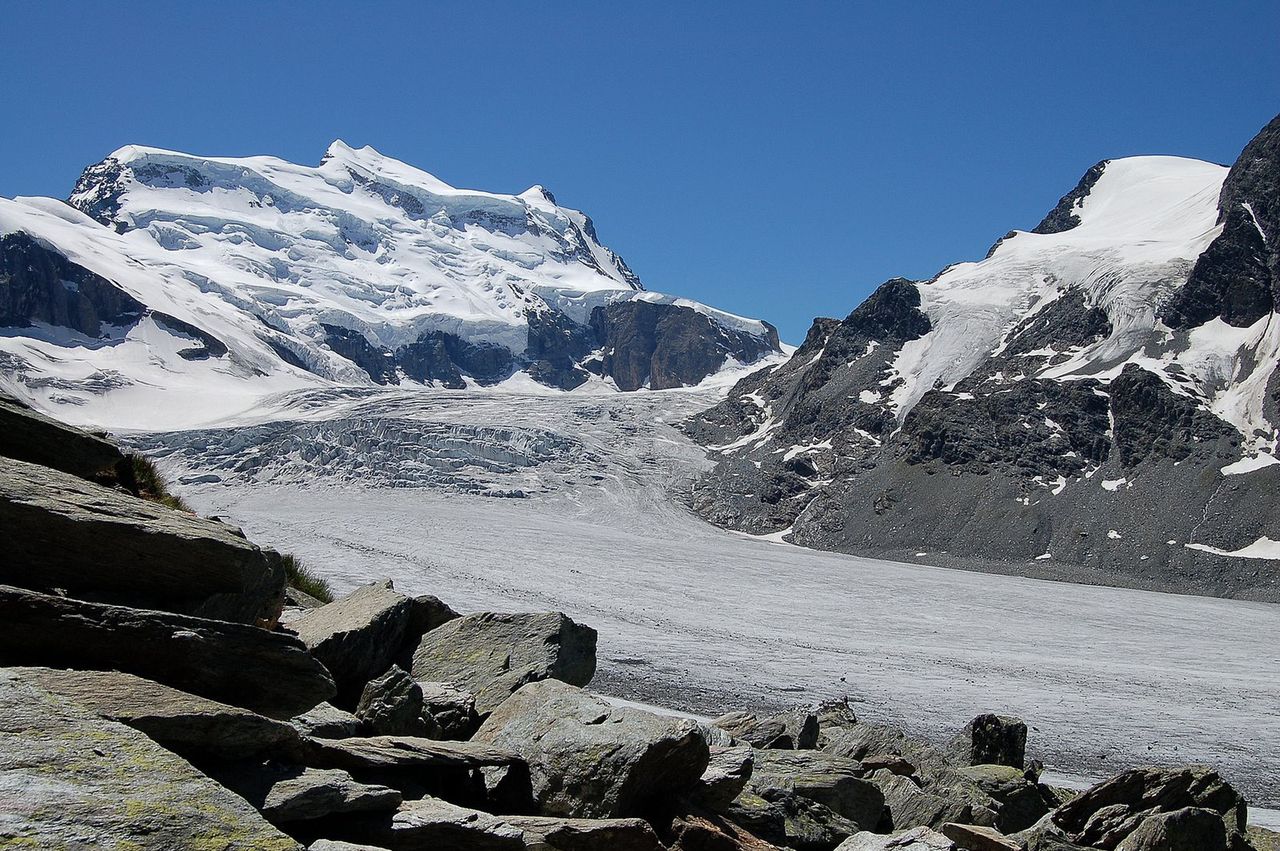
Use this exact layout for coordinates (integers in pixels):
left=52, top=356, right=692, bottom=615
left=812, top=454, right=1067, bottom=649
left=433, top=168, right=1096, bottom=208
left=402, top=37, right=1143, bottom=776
left=132, top=386, right=1280, bottom=808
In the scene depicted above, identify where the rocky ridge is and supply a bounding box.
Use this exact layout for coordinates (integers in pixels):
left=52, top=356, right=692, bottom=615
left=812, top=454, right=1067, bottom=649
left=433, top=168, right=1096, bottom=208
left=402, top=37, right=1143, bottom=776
left=686, top=113, right=1280, bottom=600
left=0, top=394, right=1274, bottom=850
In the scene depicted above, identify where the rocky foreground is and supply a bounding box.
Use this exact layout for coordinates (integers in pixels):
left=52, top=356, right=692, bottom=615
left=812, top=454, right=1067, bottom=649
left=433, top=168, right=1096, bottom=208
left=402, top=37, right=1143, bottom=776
left=0, top=393, right=1273, bottom=851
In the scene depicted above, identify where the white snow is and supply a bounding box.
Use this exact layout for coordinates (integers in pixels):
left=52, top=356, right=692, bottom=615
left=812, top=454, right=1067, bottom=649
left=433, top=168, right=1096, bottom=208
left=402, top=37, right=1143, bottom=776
left=884, top=157, right=1230, bottom=422
left=1186, top=537, right=1280, bottom=561
left=0, top=143, right=775, bottom=421
left=1101, top=478, right=1128, bottom=491
left=1221, top=453, right=1280, bottom=476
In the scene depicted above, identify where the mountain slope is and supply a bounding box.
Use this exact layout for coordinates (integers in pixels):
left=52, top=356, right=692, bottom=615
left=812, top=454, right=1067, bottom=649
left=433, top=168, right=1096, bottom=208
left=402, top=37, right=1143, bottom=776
left=0, top=142, right=779, bottom=427
left=687, top=115, right=1280, bottom=600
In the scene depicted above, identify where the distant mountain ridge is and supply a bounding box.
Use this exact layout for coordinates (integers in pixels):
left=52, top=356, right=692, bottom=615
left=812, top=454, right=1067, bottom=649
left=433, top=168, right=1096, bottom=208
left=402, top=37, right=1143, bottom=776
left=687, top=114, right=1280, bottom=600
left=0, top=142, right=779, bottom=427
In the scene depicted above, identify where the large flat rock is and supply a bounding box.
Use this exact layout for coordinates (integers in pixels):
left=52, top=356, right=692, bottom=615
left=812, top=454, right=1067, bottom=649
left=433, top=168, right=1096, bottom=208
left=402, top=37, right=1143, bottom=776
left=411, top=611, right=597, bottom=716
left=0, top=456, right=285, bottom=624
left=0, top=583, right=335, bottom=719
left=301, top=735, right=521, bottom=772
left=472, top=679, right=708, bottom=819
left=0, top=669, right=302, bottom=850
left=0, top=392, right=123, bottom=479
left=9, top=666, right=302, bottom=760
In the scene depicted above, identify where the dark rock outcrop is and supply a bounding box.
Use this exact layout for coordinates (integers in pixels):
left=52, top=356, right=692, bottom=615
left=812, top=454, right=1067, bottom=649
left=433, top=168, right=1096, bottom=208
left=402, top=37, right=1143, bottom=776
left=1032, top=160, right=1109, bottom=234
left=948, top=715, right=1027, bottom=770
left=1163, top=114, right=1279, bottom=329
left=0, top=584, right=335, bottom=719
left=0, top=456, right=287, bottom=625
left=591, top=300, right=780, bottom=391
left=0, top=230, right=145, bottom=336
left=471, top=679, right=710, bottom=819
left=410, top=611, right=597, bottom=716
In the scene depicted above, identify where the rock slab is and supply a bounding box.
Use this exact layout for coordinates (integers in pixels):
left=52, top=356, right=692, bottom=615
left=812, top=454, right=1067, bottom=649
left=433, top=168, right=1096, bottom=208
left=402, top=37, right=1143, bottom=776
left=0, top=583, right=335, bottom=719
left=0, top=456, right=285, bottom=625
left=0, top=670, right=302, bottom=850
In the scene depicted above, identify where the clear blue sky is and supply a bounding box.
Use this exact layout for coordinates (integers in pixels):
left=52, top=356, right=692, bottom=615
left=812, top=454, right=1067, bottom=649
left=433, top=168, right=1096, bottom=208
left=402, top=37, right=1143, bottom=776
left=2, top=2, right=1277, bottom=343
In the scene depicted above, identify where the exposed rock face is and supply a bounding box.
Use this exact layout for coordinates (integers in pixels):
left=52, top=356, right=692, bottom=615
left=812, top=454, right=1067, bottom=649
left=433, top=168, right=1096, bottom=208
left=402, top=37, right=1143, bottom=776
left=411, top=612, right=597, bottom=715
left=0, top=670, right=302, bottom=850
left=0, top=391, right=123, bottom=479
left=0, top=230, right=145, bottom=336
left=8, top=667, right=301, bottom=761
left=321, top=325, right=517, bottom=389
left=948, top=715, right=1027, bottom=770
left=957, top=765, right=1053, bottom=834
left=591, top=300, right=781, bottom=391
left=300, top=735, right=520, bottom=774
left=1163, top=114, right=1280, bottom=328
left=0, top=584, right=335, bottom=719
left=1050, top=766, right=1247, bottom=849
left=418, top=680, right=480, bottom=740
left=292, top=583, right=419, bottom=707
left=0, top=456, right=287, bottom=625
left=686, top=114, right=1280, bottom=600
left=472, top=679, right=710, bottom=819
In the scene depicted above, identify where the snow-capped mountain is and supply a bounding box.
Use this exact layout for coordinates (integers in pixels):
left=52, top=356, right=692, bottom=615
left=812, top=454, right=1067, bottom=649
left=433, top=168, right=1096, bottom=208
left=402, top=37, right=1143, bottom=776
left=0, top=142, right=779, bottom=427
left=688, top=114, right=1280, bottom=599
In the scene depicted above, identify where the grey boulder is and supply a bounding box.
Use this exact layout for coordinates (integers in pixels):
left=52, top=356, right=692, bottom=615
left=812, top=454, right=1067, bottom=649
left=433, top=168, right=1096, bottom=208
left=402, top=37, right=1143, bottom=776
left=356, top=665, right=433, bottom=737
left=870, top=769, right=975, bottom=832
left=747, top=748, right=886, bottom=831
left=8, top=666, right=301, bottom=760
left=941, top=822, right=1022, bottom=850
left=292, top=702, right=367, bottom=739
left=503, top=815, right=665, bottom=851
left=714, top=707, right=820, bottom=749
left=0, top=457, right=285, bottom=625
left=412, top=612, right=597, bottom=716
left=959, top=764, right=1053, bottom=833
left=328, top=797, right=526, bottom=850
left=693, top=743, right=755, bottom=811
left=0, top=584, right=335, bottom=719
left=1114, top=807, right=1227, bottom=851
left=420, top=679, right=480, bottom=740
left=1051, top=766, right=1247, bottom=849
left=291, top=583, right=419, bottom=707
left=836, top=826, right=955, bottom=849
left=0, top=670, right=302, bottom=850
left=215, top=764, right=402, bottom=823
left=472, top=679, right=708, bottom=818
